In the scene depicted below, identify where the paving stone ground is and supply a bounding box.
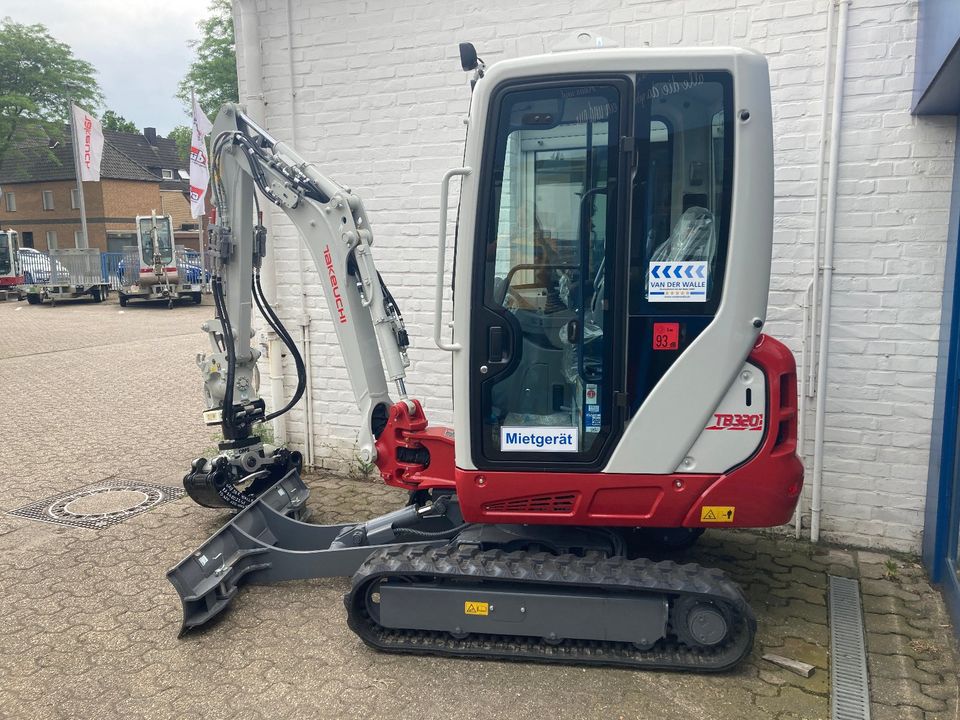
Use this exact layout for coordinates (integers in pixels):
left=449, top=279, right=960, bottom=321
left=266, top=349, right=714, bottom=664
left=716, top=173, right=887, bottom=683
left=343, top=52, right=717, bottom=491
left=0, top=297, right=957, bottom=719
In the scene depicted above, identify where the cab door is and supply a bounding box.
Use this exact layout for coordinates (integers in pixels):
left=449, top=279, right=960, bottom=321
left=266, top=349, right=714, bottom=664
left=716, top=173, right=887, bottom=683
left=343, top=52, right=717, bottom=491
left=470, top=78, right=631, bottom=470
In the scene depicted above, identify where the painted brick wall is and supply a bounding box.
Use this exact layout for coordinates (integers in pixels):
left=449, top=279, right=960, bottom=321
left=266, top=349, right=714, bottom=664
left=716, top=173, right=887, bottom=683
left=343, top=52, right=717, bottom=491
left=243, top=0, right=956, bottom=552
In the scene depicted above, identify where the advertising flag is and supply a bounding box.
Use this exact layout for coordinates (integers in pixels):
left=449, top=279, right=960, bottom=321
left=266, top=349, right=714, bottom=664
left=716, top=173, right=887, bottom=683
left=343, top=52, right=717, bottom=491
left=190, top=93, right=213, bottom=218
left=70, top=104, right=104, bottom=182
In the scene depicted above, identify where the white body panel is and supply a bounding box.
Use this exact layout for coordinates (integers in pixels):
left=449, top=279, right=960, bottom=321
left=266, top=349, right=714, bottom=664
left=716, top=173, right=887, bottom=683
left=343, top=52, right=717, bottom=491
left=680, top=361, right=766, bottom=474
left=450, top=47, right=773, bottom=473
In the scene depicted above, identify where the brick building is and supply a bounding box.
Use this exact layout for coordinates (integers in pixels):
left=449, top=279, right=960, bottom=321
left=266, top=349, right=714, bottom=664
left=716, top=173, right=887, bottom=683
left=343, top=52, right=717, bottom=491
left=0, top=126, right=194, bottom=253
left=234, top=0, right=960, bottom=627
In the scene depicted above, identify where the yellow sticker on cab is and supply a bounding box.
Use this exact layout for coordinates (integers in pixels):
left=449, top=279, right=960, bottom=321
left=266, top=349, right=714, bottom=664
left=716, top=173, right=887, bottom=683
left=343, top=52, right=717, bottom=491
left=464, top=601, right=489, bottom=616
left=700, top=506, right=735, bottom=523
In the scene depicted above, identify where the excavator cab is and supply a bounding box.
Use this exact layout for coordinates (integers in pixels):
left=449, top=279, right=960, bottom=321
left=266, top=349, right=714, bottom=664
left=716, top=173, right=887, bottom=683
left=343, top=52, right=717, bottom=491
left=137, top=214, right=175, bottom=272
left=466, top=74, right=734, bottom=466
left=449, top=47, right=797, bottom=529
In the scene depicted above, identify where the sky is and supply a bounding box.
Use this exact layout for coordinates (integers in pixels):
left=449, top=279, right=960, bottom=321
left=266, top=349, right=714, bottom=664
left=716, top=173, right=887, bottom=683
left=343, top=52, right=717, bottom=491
left=2, top=0, right=210, bottom=136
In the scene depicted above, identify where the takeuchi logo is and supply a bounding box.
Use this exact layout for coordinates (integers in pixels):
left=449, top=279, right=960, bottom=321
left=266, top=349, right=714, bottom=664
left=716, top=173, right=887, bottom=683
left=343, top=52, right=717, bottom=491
left=82, top=115, right=93, bottom=169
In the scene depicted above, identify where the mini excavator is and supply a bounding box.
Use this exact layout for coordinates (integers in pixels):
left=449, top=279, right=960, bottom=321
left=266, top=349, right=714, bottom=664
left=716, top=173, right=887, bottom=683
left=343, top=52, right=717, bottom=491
left=168, top=38, right=803, bottom=672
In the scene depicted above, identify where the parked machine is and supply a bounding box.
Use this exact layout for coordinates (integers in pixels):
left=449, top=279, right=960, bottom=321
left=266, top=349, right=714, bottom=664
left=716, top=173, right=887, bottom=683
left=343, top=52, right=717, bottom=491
left=117, top=213, right=203, bottom=308
left=22, top=247, right=110, bottom=305
left=168, top=40, right=802, bottom=672
left=0, top=229, right=22, bottom=298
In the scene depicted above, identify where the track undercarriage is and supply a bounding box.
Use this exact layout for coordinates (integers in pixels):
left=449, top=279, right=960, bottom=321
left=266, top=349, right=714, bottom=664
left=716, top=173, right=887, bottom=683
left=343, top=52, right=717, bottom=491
left=168, top=470, right=755, bottom=672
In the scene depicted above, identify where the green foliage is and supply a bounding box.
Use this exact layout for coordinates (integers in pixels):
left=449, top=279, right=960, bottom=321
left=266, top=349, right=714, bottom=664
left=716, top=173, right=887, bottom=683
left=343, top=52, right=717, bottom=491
left=167, top=125, right=192, bottom=166
left=347, top=452, right=379, bottom=483
left=0, top=18, right=102, bottom=164
left=883, top=559, right=899, bottom=581
left=101, top=110, right=137, bottom=133
left=176, top=0, right=238, bottom=119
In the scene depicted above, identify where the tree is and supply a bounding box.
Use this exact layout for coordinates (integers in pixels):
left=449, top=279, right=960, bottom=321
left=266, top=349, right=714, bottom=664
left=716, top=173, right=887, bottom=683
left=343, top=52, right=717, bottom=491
left=101, top=110, right=137, bottom=133
left=0, top=19, right=102, bottom=164
left=167, top=125, right=192, bottom=166
left=176, top=0, right=238, bottom=118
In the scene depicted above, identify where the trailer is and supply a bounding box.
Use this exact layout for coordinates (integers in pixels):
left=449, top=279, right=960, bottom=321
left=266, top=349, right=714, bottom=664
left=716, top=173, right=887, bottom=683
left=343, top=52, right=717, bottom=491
left=117, top=214, right=203, bottom=308
left=0, top=230, right=22, bottom=300
left=22, top=248, right=110, bottom=305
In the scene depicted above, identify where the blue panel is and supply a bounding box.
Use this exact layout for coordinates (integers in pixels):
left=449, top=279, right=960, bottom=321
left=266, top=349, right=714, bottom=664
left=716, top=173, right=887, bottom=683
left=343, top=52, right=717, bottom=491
left=913, top=0, right=960, bottom=114
left=939, top=558, right=960, bottom=639
left=924, top=122, right=960, bottom=579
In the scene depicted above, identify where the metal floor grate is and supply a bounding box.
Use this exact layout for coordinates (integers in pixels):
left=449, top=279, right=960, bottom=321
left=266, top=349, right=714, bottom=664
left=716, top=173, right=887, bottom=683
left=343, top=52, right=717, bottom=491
left=829, top=575, right=871, bottom=720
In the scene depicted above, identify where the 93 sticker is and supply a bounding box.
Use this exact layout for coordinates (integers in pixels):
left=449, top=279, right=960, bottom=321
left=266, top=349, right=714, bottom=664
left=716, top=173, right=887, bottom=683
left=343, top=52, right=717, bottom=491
left=706, top=413, right=763, bottom=431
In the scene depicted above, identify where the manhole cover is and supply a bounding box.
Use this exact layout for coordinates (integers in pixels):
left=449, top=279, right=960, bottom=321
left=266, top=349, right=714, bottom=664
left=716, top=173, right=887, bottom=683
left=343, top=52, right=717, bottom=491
left=8, top=480, right=185, bottom=530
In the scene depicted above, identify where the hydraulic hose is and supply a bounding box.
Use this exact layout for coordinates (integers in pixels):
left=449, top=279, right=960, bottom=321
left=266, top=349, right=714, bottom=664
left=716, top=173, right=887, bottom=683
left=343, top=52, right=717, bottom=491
left=392, top=523, right=468, bottom=540
left=253, top=269, right=307, bottom=422
left=212, top=276, right=238, bottom=436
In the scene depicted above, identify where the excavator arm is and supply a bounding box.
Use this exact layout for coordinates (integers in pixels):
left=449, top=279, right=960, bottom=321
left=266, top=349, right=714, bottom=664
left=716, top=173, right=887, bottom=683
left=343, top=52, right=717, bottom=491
left=184, top=105, right=416, bottom=509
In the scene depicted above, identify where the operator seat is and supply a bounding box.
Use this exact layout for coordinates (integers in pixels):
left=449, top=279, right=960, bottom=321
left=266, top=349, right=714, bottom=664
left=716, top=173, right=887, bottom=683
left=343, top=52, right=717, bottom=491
left=650, top=206, right=717, bottom=265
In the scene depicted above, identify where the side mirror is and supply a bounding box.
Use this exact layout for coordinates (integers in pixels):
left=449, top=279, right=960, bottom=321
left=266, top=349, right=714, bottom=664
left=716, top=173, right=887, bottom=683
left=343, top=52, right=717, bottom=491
left=459, top=42, right=478, bottom=71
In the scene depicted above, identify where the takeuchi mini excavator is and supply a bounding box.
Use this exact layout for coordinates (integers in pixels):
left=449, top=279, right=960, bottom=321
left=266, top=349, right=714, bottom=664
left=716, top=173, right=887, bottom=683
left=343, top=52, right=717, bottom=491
left=168, top=38, right=803, bottom=673
left=117, top=213, right=203, bottom=307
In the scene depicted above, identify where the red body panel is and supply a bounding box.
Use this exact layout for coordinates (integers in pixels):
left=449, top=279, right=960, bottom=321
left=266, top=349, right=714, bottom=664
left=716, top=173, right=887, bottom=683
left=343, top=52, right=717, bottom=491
left=0, top=275, right=23, bottom=287
left=377, top=334, right=803, bottom=529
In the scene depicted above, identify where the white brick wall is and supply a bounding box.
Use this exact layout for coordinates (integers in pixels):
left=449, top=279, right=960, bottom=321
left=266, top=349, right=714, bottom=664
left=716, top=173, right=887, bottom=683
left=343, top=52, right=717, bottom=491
left=243, top=0, right=956, bottom=552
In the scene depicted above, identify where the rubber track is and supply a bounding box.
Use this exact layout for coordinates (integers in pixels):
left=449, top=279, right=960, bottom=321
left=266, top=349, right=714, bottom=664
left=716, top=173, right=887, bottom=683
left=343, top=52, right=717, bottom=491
left=345, top=545, right=756, bottom=672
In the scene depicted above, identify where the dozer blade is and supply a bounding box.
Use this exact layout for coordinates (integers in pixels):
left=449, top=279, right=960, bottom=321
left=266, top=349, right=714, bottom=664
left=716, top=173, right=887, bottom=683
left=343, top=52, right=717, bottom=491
left=167, top=469, right=430, bottom=635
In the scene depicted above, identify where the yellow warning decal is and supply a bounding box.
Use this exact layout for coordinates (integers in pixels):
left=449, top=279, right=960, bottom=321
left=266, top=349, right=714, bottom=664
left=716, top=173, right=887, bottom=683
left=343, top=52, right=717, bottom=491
left=464, top=601, right=489, bottom=616
left=700, top=506, right=735, bottom=523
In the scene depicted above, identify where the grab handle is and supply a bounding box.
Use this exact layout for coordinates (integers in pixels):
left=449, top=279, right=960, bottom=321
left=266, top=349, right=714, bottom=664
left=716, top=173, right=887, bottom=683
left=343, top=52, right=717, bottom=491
left=434, top=166, right=471, bottom=351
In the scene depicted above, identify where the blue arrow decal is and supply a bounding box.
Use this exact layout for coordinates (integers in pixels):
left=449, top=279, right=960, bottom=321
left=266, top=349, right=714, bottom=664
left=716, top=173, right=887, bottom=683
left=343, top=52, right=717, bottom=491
left=673, top=265, right=682, bottom=279
left=684, top=265, right=693, bottom=278
left=696, top=265, right=705, bottom=279
left=651, top=265, right=660, bottom=279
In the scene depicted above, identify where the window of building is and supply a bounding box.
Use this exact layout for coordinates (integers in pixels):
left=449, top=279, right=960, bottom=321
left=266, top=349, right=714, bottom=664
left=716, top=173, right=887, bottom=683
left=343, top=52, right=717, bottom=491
left=161, top=169, right=174, bottom=180
left=74, top=230, right=85, bottom=246
left=3, top=192, right=15, bottom=212
left=21, top=231, right=33, bottom=248
left=71, top=188, right=81, bottom=209
left=42, top=190, right=54, bottom=210
left=46, top=231, right=58, bottom=250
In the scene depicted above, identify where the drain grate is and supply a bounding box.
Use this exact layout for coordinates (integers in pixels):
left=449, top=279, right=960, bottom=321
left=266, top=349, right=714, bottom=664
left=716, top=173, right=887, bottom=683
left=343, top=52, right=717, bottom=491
left=7, top=480, right=185, bottom=530
left=829, top=575, right=871, bottom=720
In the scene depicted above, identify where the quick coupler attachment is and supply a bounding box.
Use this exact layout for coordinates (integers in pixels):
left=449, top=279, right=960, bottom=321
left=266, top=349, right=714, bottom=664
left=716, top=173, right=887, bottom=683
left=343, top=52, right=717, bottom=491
left=183, top=446, right=303, bottom=510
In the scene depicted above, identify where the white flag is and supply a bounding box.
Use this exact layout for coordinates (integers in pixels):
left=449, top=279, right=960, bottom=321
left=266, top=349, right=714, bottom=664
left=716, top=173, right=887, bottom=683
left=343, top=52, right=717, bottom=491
left=189, top=93, right=213, bottom=219
left=71, top=104, right=104, bottom=182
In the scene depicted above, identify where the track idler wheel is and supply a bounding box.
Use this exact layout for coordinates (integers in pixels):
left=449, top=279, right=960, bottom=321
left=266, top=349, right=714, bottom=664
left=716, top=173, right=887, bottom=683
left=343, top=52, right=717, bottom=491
left=671, top=596, right=734, bottom=649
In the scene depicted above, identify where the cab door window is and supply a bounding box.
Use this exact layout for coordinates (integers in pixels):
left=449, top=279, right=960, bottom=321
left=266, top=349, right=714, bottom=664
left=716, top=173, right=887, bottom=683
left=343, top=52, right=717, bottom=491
left=473, top=81, right=628, bottom=467
left=627, top=72, right=734, bottom=413
left=139, top=217, right=174, bottom=265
